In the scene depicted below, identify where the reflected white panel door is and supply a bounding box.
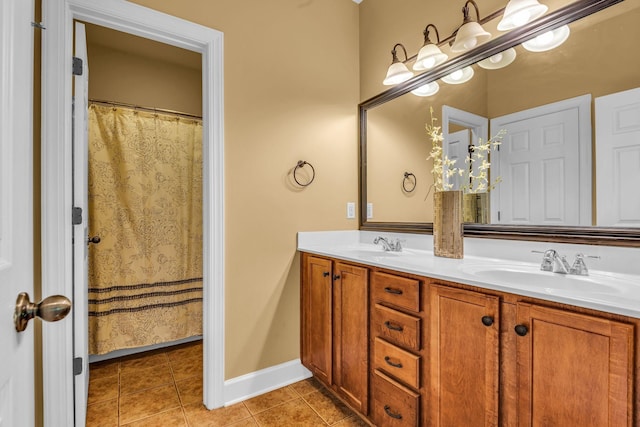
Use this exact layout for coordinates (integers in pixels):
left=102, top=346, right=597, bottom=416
left=0, top=0, right=35, bottom=426
left=595, top=87, right=640, bottom=226
left=444, top=129, right=470, bottom=190
left=491, top=95, right=592, bottom=225
left=73, top=22, right=90, bottom=426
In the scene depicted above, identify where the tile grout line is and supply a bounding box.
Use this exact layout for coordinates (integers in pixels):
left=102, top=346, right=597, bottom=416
left=299, top=391, right=332, bottom=426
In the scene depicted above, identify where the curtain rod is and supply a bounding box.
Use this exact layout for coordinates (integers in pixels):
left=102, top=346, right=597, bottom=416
left=89, top=98, right=202, bottom=120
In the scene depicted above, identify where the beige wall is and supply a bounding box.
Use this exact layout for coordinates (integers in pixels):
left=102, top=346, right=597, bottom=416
left=125, top=0, right=360, bottom=380
left=86, top=38, right=202, bottom=116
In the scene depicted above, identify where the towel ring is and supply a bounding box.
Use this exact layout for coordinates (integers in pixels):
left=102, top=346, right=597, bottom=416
left=403, top=172, right=417, bottom=193
left=293, top=160, right=315, bottom=187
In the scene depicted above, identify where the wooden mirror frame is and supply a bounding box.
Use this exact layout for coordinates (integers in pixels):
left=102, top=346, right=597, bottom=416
left=359, top=0, right=640, bottom=247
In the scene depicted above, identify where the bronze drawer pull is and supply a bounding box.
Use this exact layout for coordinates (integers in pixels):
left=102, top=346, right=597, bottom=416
left=384, top=356, right=403, bottom=368
left=384, top=321, right=404, bottom=332
left=384, top=405, right=403, bottom=419
left=384, top=287, right=403, bottom=295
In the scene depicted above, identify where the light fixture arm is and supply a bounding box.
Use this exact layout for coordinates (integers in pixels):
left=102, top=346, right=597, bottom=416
left=462, top=0, right=482, bottom=24
left=391, top=43, right=410, bottom=64
left=423, top=24, right=442, bottom=45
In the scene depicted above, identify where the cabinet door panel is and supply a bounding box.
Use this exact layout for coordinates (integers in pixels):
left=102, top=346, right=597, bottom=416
left=516, top=303, right=633, bottom=427
left=303, top=255, right=333, bottom=385
left=430, top=285, right=500, bottom=427
left=334, top=262, right=369, bottom=413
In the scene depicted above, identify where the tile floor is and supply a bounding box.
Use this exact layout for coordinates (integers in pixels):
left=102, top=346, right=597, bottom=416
left=86, top=340, right=369, bottom=426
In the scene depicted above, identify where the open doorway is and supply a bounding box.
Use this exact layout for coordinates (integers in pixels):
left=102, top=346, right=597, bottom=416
left=82, top=23, right=203, bottom=359
left=40, top=1, right=224, bottom=425
left=77, top=23, right=205, bottom=425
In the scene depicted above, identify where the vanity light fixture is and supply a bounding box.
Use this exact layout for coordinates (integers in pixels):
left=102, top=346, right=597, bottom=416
left=413, top=24, right=448, bottom=71
left=522, top=24, right=570, bottom=52
left=478, top=47, right=517, bottom=69
left=382, top=43, right=414, bottom=85
left=451, top=0, right=492, bottom=53
left=411, top=81, right=440, bottom=97
left=441, top=66, right=474, bottom=84
left=497, top=0, right=548, bottom=31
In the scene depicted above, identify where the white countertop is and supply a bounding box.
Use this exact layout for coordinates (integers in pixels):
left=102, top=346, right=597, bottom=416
left=297, top=230, right=640, bottom=319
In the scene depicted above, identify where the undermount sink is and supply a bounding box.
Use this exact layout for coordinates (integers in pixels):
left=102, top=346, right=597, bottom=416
left=459, top=263, right=633, bottom=294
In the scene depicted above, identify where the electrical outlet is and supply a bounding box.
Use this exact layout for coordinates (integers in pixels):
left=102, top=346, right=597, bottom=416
left=346, top=202, right=355, bottom=219
left=367, top=203, right=373, bottom=219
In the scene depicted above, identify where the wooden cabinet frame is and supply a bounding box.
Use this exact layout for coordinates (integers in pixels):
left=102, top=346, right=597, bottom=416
left=300, top=253, right=638, bottom=426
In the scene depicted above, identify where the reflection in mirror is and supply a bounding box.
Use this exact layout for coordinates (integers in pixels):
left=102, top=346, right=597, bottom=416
left=364, top=0, right=640, bottom=232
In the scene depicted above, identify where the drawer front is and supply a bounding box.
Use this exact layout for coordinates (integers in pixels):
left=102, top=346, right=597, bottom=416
left=374, top=337, right=420, bottom=389
left=373, top=304, right=421, bottom=352
left=372, top=370, right=419, bottom=427
left=371, top=272, right=420, bottom=313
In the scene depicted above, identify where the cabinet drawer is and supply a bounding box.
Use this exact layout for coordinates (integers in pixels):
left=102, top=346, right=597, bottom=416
left=374, top=337, right=420, bottom=389
left=373, top=304, right=421, bottom=351
left=371, top=272, right=420, bottom=312
left=372, top=370, right=419, bottom=427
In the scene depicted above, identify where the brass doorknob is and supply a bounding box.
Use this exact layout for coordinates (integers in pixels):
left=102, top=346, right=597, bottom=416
left=14, top=292, right=71, bottom=332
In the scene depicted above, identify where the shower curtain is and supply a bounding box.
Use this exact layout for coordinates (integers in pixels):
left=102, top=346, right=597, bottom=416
left=87, top=103, right=203, bottom=355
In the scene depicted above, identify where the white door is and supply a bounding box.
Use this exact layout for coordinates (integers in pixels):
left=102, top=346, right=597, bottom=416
left=73, top=22, right=90, bottom=426
left=0, top=1, right=35, bottom=425
left=595, top=87, right=640, bottom=226
left=444, top=129, right=470, bottom=190
left=491, top=95, right=592, bottom=225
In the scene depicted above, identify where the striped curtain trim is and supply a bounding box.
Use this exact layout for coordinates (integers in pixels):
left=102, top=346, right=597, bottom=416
left=89, top=287, right=202, bottom=305
left=88, top=277, right=203, bottom=293
left=89, top=298, right=203, bottom=317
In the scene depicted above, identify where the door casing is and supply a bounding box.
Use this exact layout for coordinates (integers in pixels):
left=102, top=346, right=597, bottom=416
left=40, top=1, right=225, bottom=425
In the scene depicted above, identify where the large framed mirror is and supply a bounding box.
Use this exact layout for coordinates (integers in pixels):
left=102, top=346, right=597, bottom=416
left=360, top=0, right=640, bottom=246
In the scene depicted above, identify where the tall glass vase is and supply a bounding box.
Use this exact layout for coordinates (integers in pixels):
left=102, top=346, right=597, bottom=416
left=433, top=190, right=463, bottom=258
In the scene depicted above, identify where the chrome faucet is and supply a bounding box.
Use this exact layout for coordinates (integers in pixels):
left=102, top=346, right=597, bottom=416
left=374, top=236, right=403, bottom=252
left=533, top=250, right=599, bottom=275
left=569, top=253, right=600, bottom=275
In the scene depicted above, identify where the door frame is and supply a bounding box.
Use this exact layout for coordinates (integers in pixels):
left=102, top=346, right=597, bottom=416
left=41, top=0, right=225, bottom=424
left=441, top=106, right=489, bottom=191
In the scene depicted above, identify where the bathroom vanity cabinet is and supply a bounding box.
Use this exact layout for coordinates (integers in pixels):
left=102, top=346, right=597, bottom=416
left=300, top=252, right=636, bottom=427
left=301, top=255, right=369, bottom=414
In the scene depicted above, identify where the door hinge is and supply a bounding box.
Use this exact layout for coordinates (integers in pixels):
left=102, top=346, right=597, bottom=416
left=72, top=56, right=83, bottom=76
left=31, top=22, right=46, bottom=30
left=497, top=211, right=501, bottom=221
left=73, top=357, right=83, bottom=376
left=72, top=207, right=83, bottom=225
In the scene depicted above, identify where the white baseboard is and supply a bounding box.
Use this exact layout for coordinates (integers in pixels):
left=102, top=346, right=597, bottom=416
left=88, top=335, right=203, bottom=363
left=224, top=359, right=312, bottom=406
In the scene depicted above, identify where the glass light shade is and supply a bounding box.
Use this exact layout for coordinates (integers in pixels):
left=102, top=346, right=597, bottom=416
left=383, top=61, right=414, bottom=85
left=411, top=81, right=440, bottom=97
left=451, top=21, right=491, bottom=53
left=441, top=66, right=474, bottom=84
left=498, top=0, right=548, bottom=31
left=478, top=48, right=517, bottom=69
left=522, top=25, right=570, bottom=52
left=413, top=44, right=448, bottom=71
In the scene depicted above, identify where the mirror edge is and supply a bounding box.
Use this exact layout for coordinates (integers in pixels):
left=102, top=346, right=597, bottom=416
left=358, top=0, right=640, bottom=247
